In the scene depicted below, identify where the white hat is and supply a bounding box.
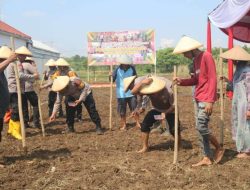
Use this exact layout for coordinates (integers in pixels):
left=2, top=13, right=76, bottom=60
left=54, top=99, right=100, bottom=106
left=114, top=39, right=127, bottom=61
left=0, top=46, right=12, bottom=59
left=52, top=76, right=70, bottom=92
left=56, top=58, right=70, bottom=66
left=123, top=76, right=137, bottom=92
left=220, top=46, right=250, bottom=61
left=45, top=59, right=56, bottom=66
left=116, top=55, right=133, bottom=65
left=173, top=36, right=203, bottom=54
left=15, top=46, right=32, bottom=56
left=139, top=76, right=166, bottom=94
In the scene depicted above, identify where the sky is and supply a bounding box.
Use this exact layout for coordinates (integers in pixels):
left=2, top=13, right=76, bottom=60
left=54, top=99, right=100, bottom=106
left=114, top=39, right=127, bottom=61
left=0, top=0, right=247, bottom=57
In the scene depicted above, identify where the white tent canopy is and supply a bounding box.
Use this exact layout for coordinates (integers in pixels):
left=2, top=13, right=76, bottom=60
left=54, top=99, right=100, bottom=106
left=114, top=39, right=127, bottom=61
left=208, top=0, right=250, bottom=43
left=209, top=0, right=250, bottom=28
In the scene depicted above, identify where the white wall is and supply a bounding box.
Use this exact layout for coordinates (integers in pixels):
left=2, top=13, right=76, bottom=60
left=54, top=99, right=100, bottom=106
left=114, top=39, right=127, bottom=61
left=0, top=32, right=29, bottom=49
left=31, top=47, right=60, bottom=73
left=0, top=31, right=60, bottom=73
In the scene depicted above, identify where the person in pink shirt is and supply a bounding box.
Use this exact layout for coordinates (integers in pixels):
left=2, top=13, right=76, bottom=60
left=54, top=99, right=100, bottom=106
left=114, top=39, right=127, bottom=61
left=173, top=36, right=224, bottom=167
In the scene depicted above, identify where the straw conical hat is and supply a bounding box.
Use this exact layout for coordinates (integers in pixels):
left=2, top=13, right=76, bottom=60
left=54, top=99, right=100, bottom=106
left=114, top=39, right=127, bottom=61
left=45, top=59, right=56, bottom=66
left=220, top=46, right=250, bottom=61
left=139, top=76, right=166, bottom=94
left=52, top=76, right=70, bottom=92
left=123, top=76, right=136, bottom=92
left=56, top=58, right=70, bottom=66
left=116, top=55, right=133, bottom=65
left=15, top=46, right=32, bottom=56
left=0, top=46, right=12, bottom=59
left=173, top=36, right=203, bottom=54
left=25, top=57, right=33, bottom=61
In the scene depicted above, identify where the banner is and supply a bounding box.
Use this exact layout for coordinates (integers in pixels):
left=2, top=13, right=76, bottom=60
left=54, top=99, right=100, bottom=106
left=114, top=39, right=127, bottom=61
left=87, top=29, right=155, bottom=66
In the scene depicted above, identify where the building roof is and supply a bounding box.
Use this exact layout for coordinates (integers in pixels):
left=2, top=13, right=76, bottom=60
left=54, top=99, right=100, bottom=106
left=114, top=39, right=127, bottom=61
left=0, top=20, right=31, bottom=39
left=32, top=40, right=60, bottom=54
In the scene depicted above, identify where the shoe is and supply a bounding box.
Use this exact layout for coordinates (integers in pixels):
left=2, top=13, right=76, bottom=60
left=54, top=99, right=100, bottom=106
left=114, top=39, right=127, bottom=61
left=8, top=120, right=13, bottom=134
left=96, top=128, right=104, bottom=135
left=25, top=124, right=32, bottom=128
left=9, top=119, right=22, bottom=140
left=33, top=123, right=41, bottom=129
left=66, top=126, right=75, bottom=133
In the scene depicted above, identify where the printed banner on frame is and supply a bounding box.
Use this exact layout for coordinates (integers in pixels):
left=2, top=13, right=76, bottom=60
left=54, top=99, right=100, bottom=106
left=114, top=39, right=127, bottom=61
left=87, top=29, right=155, bottom=66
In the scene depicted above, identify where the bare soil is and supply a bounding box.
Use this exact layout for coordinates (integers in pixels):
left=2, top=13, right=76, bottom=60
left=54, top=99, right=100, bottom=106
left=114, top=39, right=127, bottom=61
left=0, top=86, right=249, bottom=190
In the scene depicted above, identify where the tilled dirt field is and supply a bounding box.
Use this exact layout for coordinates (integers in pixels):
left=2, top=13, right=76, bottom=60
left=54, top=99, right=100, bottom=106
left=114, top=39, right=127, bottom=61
left=0, top=86, right=249, bottom=190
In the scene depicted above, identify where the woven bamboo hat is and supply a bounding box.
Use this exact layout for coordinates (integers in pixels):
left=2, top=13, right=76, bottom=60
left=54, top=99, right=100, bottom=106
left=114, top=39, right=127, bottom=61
left=52, top=76, right=70, bottom=92
left=56, top=58, right=70, bottom=66
left=173, top=36, right=203, bottom=54
left=123, top=76, right=137, bottom=92
left=220, top=46, right=250, bottom=61
left=0, top=46, right=12, bottom=59
left=45, top=59, right=56, bottom=66
left=15, top=46, right=32, bottom=56
left=139, top=76, right=166, bottom=94
left=116, top=55, right=133, bottom=65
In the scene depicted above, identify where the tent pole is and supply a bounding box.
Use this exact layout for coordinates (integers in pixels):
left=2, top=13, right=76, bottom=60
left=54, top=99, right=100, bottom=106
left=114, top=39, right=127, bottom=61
left=227, top=27, right=234, bottom=99
left=207, top=18, right=212, bottom=53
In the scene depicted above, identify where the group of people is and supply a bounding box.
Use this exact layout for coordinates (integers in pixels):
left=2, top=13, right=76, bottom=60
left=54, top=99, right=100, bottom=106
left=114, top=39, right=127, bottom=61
left=0, top=35, right=250, bottom=167
left=0, top=46, right=39, bottom=140
left=110, top=35, right=250, bottom=167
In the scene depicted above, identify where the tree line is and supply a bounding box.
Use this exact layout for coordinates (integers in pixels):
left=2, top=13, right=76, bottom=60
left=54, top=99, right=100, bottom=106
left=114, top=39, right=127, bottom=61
left=65, top=46, right=250, bottom=74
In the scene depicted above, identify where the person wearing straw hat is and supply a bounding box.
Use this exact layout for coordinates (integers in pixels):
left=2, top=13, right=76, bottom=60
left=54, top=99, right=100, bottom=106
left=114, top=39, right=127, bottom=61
left=22, top=56, right=41, bottom=128
left=6, top=46, right=39, bottom=139
left=123, top=76, right=150, bottom=129
left=0, top=46, right=17, bottom=142
left=124, top=75, right=181, bottom=153
left=40, top=59, right=63, bottom=117
left=111, top=55, right=137, bottom=130
left=53, top=58, right=83, bottom=120
left=49, top=76, right=104, bottom=135
left=220, top=46, right=250, bottom=159
left=173, top=36, right=224, bottom=167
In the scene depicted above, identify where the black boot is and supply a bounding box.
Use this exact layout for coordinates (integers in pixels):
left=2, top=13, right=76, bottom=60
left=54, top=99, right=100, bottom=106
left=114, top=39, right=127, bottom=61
left=96, top=124, right=104, bottom=135
left=58, top=105, right=64, bottom=118
left=66, top=125, right=75, bottom=133
left=33, top=107, right=41, bottom=128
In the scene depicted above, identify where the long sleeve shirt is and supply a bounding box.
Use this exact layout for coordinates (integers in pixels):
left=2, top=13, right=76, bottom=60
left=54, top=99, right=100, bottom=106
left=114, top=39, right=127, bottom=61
left=179, top=51, right=217, bottom=103
left=42, top=69, right=57, bottom=91
left=52, top=77, right=91, bottom=115
left=22, top=62, right=38, bottom=92
left=7, top=62, right=35, bottom=93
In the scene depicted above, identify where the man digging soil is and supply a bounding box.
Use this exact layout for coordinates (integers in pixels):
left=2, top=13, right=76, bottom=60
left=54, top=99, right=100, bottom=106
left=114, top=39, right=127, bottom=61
left=123, top=75, right=181, bottom=153
left=49, top=76, right=104, bottom=135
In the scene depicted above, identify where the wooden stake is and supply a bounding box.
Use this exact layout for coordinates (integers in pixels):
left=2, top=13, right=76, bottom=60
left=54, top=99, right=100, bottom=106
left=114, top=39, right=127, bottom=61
left=38, top=71, right=45, bottom=137
left=219, top=48, right=224, bottom=147
left=87, top=65, right=90, bottom=82
left=10, top=36, right=27, bottom=152
left=109, top=64, right=113, bottom=130
left=173, top=65, right=179, bottom=164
